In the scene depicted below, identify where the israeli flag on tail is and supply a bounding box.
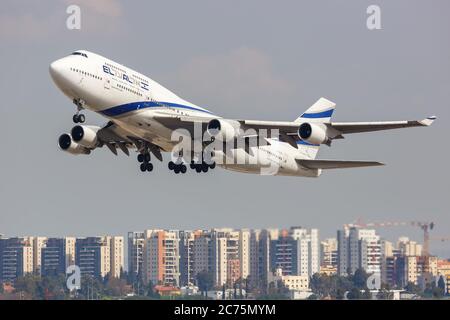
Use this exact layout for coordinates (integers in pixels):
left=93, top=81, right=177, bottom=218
left=295, top=97, right=336, bottom=123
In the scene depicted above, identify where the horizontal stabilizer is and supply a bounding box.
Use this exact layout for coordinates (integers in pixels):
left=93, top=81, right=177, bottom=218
left=296, top=159, right=384, bottom=170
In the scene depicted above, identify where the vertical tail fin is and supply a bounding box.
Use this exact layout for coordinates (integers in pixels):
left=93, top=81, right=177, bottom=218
left=294, top=97, right=336, bottom=159
left=295, top=97, right=336, bottom=123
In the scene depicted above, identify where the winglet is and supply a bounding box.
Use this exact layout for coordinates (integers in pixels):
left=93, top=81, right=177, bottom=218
left=420, top=116, right=437, bottom=126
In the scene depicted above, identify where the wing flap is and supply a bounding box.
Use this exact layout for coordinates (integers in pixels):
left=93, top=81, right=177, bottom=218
left=296, top=159, right=384, bottom=170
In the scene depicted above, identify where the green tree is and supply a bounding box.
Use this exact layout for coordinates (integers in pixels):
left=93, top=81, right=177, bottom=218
left=376, top=283, right=393, bottom=300
left=105, top=277, right=131, bottom=297
left=146, top=280, right=160, bottom=299
left=405, top=281, right=422, bottom=295
left=438, top=276, right=446, bottom=296
left=80, top=275, right=104, bottom=300
left=351, top=269, right=369, bottom=289
left=196, top=270, right=214, bottom=297
left=14, top=274, right=40, bottom=298
left=38, top=274, right=68, bottom=300
left=347, top=287, right=363, bottom=300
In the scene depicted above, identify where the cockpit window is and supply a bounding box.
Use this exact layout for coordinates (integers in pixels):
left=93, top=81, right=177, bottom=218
left=71, top=52, right=88, bottom=58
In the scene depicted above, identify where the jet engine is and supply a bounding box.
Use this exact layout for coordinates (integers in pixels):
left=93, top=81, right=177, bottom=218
left=58, top=133, right=91, bottom=155
left=207, top=119, right=240, bottom=141
left=298, top=122, right=329, bottom=145
left=71, top=125, right=101, bottom=148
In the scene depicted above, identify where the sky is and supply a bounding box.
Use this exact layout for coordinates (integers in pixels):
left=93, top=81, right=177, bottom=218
left=0, top=0, right=449, bottom=259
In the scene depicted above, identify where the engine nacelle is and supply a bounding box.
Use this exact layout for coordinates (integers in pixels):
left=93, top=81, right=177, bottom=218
left=58, top=133, right=90, bottom=155
left=207, top=119, right=240, bottom=141
left=71, top=125, right=100, bottom=148
left=298, top=122, right=328, bottom=145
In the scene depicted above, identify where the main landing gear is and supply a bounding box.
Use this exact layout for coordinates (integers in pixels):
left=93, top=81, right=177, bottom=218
left=167, top=159, right=216, bottom=174
left=168, top=161, right=187, bottom=174
left=190, top=160, right=215, bottom=173
left=137, top=152, right=153, bottom=172
left=72, top=98, right=86, bottom=123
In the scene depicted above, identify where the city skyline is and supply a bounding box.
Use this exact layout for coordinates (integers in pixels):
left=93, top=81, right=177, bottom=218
left=1, top=224, right=448, bottom=274
left=2, top=224, right=450, bottom=300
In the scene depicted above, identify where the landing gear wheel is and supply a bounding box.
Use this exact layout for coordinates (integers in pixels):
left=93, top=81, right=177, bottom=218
left=174, top=166, right=180, bottom=174
left=146, top=163, right=153, bottom=172
left=209, top=162, right=216, bottom=169
left=137, top=154, right=144, bottom=163
left=180, top=164, right=187, bottom=174
left=168, top=161, right=175, bottom=170
left=195, top=165, right=202, bottom=173
left=201, top=162, right=209, bottom=173
left=140, top=163, right=147, bottom=172
left=73, top=114, right=85, bottom=123
left=144, top=153, right=151, bottom=162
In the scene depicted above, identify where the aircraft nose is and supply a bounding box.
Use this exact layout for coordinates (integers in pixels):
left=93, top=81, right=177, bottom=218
left=49, top=59, right=64, bottom=80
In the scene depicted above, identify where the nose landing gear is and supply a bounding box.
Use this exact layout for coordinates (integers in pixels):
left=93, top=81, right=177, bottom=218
left=72, top=98, right=86, bottom=123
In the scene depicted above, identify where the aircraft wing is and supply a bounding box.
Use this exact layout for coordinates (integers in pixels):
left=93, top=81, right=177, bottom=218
left=241, top=116, right=436, bottom=138
left=329, top=116, right=436, bottom=135
left=93, top=121, right=160, bottom=159
left=296, top=159, right=384, bottom=169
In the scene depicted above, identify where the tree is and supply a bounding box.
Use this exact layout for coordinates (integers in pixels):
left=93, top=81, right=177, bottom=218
left=347, top=287, right=363, bottom=300
left=196, top=270, right=214, bottom=297
left=80, top=275, right=104, bottom=300
left=14, top=274, right=40, bottom=298
left=376, top=283, right=393, bottom=300
left=438, top=276, right=446, bottom=296
left=146, top=281, right=160, bottom=299
left=405, top=281, right=422, bottom=295
left=351, top=269, right=369, bottom=289
left=38, top=274, right=68, bottom=300
left=105, top=277, right=131, bottom=297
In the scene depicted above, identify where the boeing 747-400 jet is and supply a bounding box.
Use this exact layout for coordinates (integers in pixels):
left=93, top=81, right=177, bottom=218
left=50, top=50, right=436, bottom=177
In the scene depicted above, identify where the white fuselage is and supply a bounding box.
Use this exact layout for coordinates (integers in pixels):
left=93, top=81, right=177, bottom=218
left=49, top=50, right=321, bottom=177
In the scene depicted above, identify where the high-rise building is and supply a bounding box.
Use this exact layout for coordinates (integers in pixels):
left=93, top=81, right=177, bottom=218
left=41, top=237, right=76, bottom=276
left=179, top=230, right=206, bottom=286
left=380, top=240, right=394, bottom=284
left=211, top=229, right=240, bottom=287
left=270, top=229, right=296, bottom=276
left=249, top=229, right=271, bottom=289
left=192, top=232, right=212, bottom=283
left=337, top=227, right=381, bottom=276
left=75, top=236, right=124, bottom=279
left=32, top=237, right=48, bottom=275
left=143, top=230, right=180, bottom=286
left=110, top=236, right=124, bottom=278
left=290, top=227, right=320, bottom=277
left=0, top=237, right=33, bottom=282
left=395, top=255, right=438, bottom=287
left=127, top=232, right=145, bottom=282
left=320, top=238, right=338, bottom=271
left=239, top=229, right=251, bottom=282
left=397, top=237, right=422, bottom=256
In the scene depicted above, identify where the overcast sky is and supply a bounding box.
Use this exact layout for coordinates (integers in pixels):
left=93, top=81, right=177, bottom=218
left=0, top=1, right=449, bottom=258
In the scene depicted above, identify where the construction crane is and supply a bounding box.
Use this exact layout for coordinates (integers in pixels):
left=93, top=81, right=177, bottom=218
left=430, top=236, right=450, bottom=242
left=344, top=219, right=434, bottom=256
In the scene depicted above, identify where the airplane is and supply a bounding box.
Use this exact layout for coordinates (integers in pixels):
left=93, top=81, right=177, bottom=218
left=49, top=50, right=436, bottom=177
